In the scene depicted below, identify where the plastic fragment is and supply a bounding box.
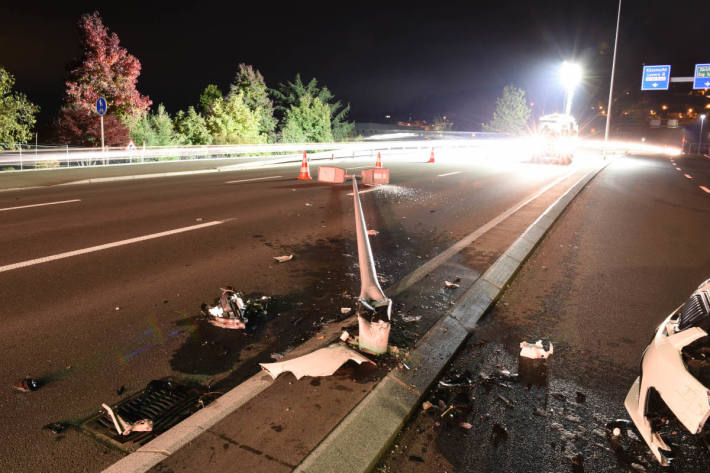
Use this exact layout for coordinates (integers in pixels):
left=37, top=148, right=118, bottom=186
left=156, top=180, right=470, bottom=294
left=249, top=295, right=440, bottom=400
left=460, top=422, right=473, bottom=429
left=339, top=330, right=350, bottom=342
left=422, top=401, right=432, bottom=410
left=444, top=280, right=460, bottom=288
left=401, top=314, right=422, bottom=323
left=367, top=229, right=379, bottom=236
left=340, top=307, right=352, bottom=314
left=259, top=344, right=375, bottom=380
left=101, top=403, right=153, bottom=436
left=273, top=254, right=294, bottom=263
left=519, top=340, right=553, bottom=359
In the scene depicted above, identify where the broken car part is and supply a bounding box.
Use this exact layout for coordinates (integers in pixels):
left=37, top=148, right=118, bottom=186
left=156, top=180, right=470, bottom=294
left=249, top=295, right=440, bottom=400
left=202, top=287, right=269, bottom=330
left=13, top=377, right=40, bottom=392
left=259, top=344, right=375, bottom=380
left=519, top=340, right=554, bottom=359
left=101, top=403, right=153, bottom=436
left=273, top=254, right=293, bottom=263
left=624, top=278, right=710, bottom=465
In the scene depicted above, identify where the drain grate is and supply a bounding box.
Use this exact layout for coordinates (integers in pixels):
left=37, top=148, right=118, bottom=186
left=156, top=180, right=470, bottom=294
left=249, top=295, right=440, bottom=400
left=82, top=379, right=206, bottom=451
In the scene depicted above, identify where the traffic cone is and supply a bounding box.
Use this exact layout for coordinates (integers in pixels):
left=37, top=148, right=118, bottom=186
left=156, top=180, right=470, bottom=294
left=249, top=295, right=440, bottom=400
left=297, top=151, right=312, bottom=180
left=375, top=152, right=383, bottom=168
left=427, top=147, right=435, bottom=163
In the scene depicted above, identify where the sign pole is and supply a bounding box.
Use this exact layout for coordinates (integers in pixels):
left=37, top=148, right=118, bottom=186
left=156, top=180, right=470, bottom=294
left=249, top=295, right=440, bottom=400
left=603, top=0, right=621, bottom=160
left=100, top=115, right=105, bottom=162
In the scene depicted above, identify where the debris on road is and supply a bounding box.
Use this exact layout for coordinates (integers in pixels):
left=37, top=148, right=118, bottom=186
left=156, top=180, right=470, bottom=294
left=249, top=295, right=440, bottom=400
left=101, top=403, right=153, bottom=436
left=444, top=280, right=460, bottom=288
left=519, top=340, right=554, bottom=359
left=460, top=422, right=473, bottom=429
left=340, top=307, right=352, bottom=314
left=339, top=330, right=351, bottom=342
left=270, top=353, right=284, bottom=361
left=273, top=254, right=293, bottom=263
left=44, top=422, right=68, bottom=434
left=400, top=314, right=421, bottom=323
left=202, top=286, right=269, bottom=330
left=259, top=344, right=375, bottom=380
left=13, top=377, right=40, bottom=392
left=367, top=229, right=379, bottom=236
left=490, top=423, right=508, bottom=445
left=422, top=401, right=433, bottom=410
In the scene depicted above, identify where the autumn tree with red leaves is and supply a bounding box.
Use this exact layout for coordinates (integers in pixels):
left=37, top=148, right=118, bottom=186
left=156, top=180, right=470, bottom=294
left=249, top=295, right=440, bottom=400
left=55, top=12, right=151, bottom=146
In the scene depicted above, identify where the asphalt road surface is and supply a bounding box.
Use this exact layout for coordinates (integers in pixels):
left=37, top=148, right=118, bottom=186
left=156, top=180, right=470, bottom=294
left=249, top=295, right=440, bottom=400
left=379, top=154, right=710, bottom=472
left=0, top=151, right=579, bottom=473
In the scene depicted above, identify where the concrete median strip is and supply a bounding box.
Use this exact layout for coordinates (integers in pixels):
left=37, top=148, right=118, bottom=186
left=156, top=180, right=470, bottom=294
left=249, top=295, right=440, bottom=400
left=293, top=161, right=609, bottom=473
left=100, top=161, right=609, bottom=473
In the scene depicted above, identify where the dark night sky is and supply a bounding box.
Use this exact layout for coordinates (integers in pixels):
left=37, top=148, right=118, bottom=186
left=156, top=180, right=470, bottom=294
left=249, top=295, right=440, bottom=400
left=0, top=0, right=707, bottom=134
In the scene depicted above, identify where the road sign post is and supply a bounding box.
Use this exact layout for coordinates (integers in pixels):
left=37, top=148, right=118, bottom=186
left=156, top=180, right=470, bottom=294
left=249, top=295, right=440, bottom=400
left=693, top=64, right=710, bottom=90
left=96, top=97, right=107, bottom=161
left=641, top=65, right=671, bottom=90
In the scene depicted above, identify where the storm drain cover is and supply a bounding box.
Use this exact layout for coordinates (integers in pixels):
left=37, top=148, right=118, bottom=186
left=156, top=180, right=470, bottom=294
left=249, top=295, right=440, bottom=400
left=81, top=379, right=207, bottom=451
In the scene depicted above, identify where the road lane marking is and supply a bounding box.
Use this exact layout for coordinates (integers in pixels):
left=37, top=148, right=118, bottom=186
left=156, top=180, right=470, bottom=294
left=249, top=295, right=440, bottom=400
left=346, top=187, right=379, bottom=196
left=437, top=171, right=463, bottom=177
left=0, top=199, right=81, bottom=212
left=225, top=176, right=282, bottom=184
left=700, top=186, right=710, bottom=193
left=387, top=169, right=576, bottom=296
left=0, top=220, right=223, bottom=273
left=684, top=174, right=693, bottom=179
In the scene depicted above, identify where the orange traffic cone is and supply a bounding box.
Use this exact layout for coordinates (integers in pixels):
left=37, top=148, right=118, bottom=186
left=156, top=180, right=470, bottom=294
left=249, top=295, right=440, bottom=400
left=375, top=152, right=383, bottom=168
left=297, top=151, right=312, bottom=180
left=427, top=147, right=435, bottom=163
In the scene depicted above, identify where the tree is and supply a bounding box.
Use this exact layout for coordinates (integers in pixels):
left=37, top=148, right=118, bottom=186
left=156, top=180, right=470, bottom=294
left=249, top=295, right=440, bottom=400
left=56, top=11, right=151, bottom=145
left=200, top=84, right=222, bottom=115
left=229, top=64, right=277, bottom=140
left=271, top=74, right=353, bottom=141
left=206, top=91, right=264, bottom=144
left=0, top=67, right=39, bottom=148
left=482, top=85, right=532, bottom=134
left=55, top=108, right=129, bottom=147
left=174, top=106, right=211, bottom=145
left=131, top=104, right=183, bottom=146
left=280, top=95, right=333, bottom=143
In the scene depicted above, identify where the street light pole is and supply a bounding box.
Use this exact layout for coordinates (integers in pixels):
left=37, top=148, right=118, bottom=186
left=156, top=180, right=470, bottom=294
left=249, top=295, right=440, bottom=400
left=604, top=0, right=622, bottom=159
left=700, top=114, right=706, bottom=154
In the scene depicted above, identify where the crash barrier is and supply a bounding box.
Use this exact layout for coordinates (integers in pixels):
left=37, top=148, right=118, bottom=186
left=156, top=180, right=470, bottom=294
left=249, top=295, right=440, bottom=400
left=317, top=166, right=346, bottom=184
left=361, top=168, right=390, bottom=186
left=0, top=139, right=486, bottom=170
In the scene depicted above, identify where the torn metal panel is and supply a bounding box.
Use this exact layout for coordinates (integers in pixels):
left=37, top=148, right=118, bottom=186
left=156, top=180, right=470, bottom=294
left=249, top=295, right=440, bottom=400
left=625, top=278, right=710, bottom=465
left=259, top=344, right=375, bottom=380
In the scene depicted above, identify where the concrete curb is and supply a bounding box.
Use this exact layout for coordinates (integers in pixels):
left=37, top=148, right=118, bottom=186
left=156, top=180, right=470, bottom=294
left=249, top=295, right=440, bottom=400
left=292, top=160, right=611, bottom=473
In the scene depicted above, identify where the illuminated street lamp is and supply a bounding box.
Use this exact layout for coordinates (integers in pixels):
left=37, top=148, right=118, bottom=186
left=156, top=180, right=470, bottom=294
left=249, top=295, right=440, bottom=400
left=700, top=114, right=706, bottom=153
left=560, top=61, right=582, bottom=115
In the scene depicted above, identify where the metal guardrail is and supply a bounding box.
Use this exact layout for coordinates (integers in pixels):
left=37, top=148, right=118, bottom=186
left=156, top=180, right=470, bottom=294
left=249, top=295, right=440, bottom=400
left=0, top=140, right=490, bottom=170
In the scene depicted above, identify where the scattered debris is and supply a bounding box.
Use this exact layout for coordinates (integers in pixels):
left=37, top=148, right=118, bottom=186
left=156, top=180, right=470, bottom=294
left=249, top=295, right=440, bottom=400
left=340, top=307, right=352, bottom=314
left=575, top=391, right=586, bottom=403
left=460, top=422, right=473, bottom=429
left=202, top=286, right=269, bottom=330
left=270, top=353, right=284, bottom=361
left=195, top=217, right=203, bottom=222
left=422, top=401, right=433, bottom=410
left=519, top=340, right=554, bottom=359
left=259, top=344, right=375, bottom=380
left=305, top=202, right=312, bottom=207
left=497, top=394, right=513, bottom=408
left=273, top=254, right=294, bottom=263
left=439, top=372, right=473, bottom=388
left=444, top=280, right=460, bottom=289
left=533, top=408, right=546, bottom=417
left=116, top=385, right=126, bottom=396
left=339, top=330, right=350, bottom=342
left=13, top=377, right=40, bottom=392
left=367, top=229, right=379, bottom=236
left=400, top=314, right=421, bottom=323
left=44, top=422, right=68, bottom=434
left=440, top=405, right=454, bottom=417
left=101, top=403, right=153, bottom=436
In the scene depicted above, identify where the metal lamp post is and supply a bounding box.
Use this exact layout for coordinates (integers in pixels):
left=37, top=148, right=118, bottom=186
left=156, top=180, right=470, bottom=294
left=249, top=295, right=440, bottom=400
left=700, top=114, right=706, bottom=154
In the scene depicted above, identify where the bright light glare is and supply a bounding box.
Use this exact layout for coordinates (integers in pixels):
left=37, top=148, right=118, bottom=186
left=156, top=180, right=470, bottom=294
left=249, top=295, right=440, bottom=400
left=560, top=62, right=582, bottom=90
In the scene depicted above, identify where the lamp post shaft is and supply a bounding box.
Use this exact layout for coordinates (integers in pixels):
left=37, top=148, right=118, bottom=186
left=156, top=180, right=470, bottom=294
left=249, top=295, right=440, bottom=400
left=604, top=0, right=622, bottom=159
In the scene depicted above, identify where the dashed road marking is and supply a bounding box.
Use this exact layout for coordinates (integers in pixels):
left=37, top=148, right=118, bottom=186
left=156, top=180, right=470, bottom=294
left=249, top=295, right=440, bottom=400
left=0, top=220, right=224, bottom=273
left=225, top=176, right=282, bottom=184
left=0, top=199, right=81, bottom=212
left=437, top=171, right=463, bottom=177
left=700, top=186, right=710, bottom=193
left=684, top=174, right=693, bottom=179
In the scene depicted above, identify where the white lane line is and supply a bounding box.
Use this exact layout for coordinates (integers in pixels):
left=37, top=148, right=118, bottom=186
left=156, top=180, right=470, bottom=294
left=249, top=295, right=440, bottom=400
left=346, top=187, right=379, bottom=196
left=437, top=171, right=463, bottom=177
left=225, top=176, right=282, bottom=184
left=684, top=174, right=693, bottom=179
left=700, top=186, right=710, bottom=193
left=0, top=220, right=223, bottom=273
left=0, top=199, right=81, bottom=212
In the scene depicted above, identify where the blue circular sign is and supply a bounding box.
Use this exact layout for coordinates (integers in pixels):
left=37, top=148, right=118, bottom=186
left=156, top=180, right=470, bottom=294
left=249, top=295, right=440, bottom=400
left=96, top=97, right=107, bottom=115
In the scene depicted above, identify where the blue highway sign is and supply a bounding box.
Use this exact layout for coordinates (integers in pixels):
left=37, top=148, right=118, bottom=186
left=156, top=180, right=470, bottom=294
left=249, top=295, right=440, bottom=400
left=641, top=65, right=671, bottom=90
left=693, top=64, right=710, bottom=89
left=96, top=97, right=107, bottom=115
